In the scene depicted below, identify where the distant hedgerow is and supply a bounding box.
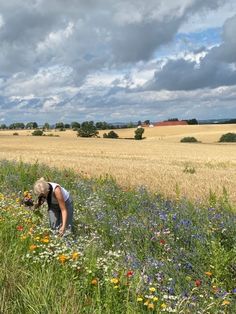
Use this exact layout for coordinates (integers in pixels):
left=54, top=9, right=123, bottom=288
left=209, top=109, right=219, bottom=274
left=180, top=137, right=198, bottom=143
left=219, top=133, right=236, bottom=142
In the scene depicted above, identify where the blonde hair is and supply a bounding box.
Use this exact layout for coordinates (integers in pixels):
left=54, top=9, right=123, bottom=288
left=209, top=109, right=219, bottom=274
left=34, top=177, right=49, bottom=196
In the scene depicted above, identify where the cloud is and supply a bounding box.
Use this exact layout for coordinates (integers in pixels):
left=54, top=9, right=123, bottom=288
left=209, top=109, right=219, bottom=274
left=0, top=0, right=236, bottom=124
left=144, top=14, right=236, bottom=91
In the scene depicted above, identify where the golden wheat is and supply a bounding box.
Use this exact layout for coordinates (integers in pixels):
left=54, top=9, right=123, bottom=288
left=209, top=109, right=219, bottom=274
left=1, top=125, right=236, bottom=203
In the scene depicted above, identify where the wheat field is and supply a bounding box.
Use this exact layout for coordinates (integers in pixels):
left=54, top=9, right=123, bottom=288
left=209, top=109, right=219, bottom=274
left=1, top=124, right=236, bottom=203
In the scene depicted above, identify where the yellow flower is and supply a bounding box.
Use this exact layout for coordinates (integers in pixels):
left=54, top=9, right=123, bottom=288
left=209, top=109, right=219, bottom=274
left=21, top=235, right=27, bottom=240
left=72, top=252, right=79, bottom=260
left=113, top=285, right=119, bottom=289
left=58, top=254, right=68, bottom=264
left=148, top=303, right=154, bottom=310
left=222, top=300, right=230, bottom=306
left=153, top=297, right=158, bottom=302
left=144, top=301, right=149, bottom=306
left=34, top=236, right=40, bottom=241
left=205, top=271, right=213, bottom=276
left=161, top=303, right=167, bottom=309
left=111, top=278, right=119, bottom=284
left=149, top=287, right=156, bottom=293
left=41, top=237, right=49, bottom=243
left=137, top=297, right=143, bottom=302
left=29, top=244, right=37, bottom=251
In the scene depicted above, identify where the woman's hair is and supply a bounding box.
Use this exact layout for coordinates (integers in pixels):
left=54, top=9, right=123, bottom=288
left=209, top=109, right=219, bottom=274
left=33, top=177, right=49, bottom=196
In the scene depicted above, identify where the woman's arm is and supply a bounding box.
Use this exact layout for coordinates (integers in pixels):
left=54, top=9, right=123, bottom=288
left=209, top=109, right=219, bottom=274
left=54, top=186, right=68, bottom=235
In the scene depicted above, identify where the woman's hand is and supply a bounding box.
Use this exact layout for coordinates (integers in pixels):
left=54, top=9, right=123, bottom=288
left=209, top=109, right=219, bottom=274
left=58, top=226, right=65, bottom=236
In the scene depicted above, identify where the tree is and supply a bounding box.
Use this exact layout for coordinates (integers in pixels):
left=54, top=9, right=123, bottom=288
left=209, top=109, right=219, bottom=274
left=9, top=123, right=25, bottom=129
left=26, top=122, right=38, bottom=129
left=71, top=122, right=80, bottom=130
left=64, top=123, right=71, bottom=129
left=134, top=127, right=144, bottom=140
left=77, top=121, right=98, bottom=137
left=55, top=122, right=64, bottom=129
left=186, top=119, right=198, bottom=125
left=43, top=122, right=50, bottom=130
left=143, top=120, right=150, bottom=125
left=0, top=124, right=7, bottom=129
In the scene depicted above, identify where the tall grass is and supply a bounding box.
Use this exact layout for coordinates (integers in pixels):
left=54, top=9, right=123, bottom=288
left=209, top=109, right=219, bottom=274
left=0, top=160, right=235, bottom=313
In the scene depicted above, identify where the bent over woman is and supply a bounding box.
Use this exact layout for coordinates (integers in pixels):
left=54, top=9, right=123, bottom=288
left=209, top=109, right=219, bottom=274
left=33, top=178, right=73, bottom=235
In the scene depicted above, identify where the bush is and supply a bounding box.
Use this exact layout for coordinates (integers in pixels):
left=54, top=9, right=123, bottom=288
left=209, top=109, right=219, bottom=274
left=219, top=133, right=236, bottom=142
left=13, top=132, right=19, bottom=136
left=180, top=136, right=198, bottom=143
left=134, top=127, right=144, bottom=140
left=103, top=131, right=119, bottom=139
left=32, top=130, right=44, bottom=136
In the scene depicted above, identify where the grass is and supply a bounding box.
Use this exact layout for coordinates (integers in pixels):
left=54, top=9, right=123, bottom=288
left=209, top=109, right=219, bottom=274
left=0, top=160, right=236, bottom=313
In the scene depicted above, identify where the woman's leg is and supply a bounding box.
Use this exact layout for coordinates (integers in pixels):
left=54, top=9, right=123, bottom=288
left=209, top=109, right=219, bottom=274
left=48, top=206, right=62, bottom=229
left=65, top=197, right=74, bottom=231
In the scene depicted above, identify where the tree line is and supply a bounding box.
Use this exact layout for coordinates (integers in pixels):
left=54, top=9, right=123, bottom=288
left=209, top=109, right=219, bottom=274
left=0, top=121, right=138, bottom=131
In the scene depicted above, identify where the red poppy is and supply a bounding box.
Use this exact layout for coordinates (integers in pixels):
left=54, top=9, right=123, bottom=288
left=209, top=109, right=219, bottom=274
left=126, top=270, right=134, bottom=278
left=160, top=239, right=166, bottom=245
left=16, top=225, right=24, bottom=231
left=195, top=279, right=201, bottom=287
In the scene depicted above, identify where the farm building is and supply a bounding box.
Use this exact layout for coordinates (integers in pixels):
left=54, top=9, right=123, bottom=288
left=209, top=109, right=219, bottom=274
left=142, top=120, right=188, bottom=127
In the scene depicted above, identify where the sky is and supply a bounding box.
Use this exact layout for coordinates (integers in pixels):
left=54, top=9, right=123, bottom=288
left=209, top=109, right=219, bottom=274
left=0, top=0, right=236, bottom=125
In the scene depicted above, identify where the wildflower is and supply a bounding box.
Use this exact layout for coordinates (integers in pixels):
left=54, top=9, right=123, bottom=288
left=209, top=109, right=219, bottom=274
left=161, top=303, right=167, bottom=309
left=148, top=303, right=154, bottom=310
left=160, top=239, right=166, bottom=245
left=222, top=300, right=230, bottom=306
left=58, top=254, right=68, bottom=264
left=149, top=287, right=156, bottom=293
left=126, top=270, right=134, bottom=278
left=72, top=252, right=79, bottom=260
left=195, top=279, right=201, bottom=287
left=41, top=237, right=50, bottom=243
left=153, top=297, right=158, bottom=302
left=113, top=285, right=119, bottom=289
left=16, top=225, right=24, bottom=231
left=205, top=271, right=212, bottom=277
left=29, top=244, right=37, bottom=251
left=111, top=278, right=119, bottom=284
left=91, top=278, right=98, bottom=286
left=137, top=297, right=143, bottom=302
left=21, top=235, right=27, bottom=240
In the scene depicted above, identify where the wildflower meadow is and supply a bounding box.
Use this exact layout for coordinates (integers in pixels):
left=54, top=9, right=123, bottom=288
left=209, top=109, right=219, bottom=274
left=0, top=160, right=235, bottom=313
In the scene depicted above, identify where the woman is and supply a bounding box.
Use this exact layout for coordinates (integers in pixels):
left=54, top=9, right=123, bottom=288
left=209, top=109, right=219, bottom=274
left=33, top=178, right=73, bottom=235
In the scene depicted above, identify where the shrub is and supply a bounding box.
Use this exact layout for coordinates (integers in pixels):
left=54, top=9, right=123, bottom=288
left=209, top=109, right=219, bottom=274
left=103, top=131, right=119, bottom=139
left=180, top=136, right=198, bottom=143
left=134, top=127, right=144, bottom=140
left=219, top=133, right=236, bottom=142
left=13, top=132, right=19, bottom=136
left=32, top=130, right=44, bottom=136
